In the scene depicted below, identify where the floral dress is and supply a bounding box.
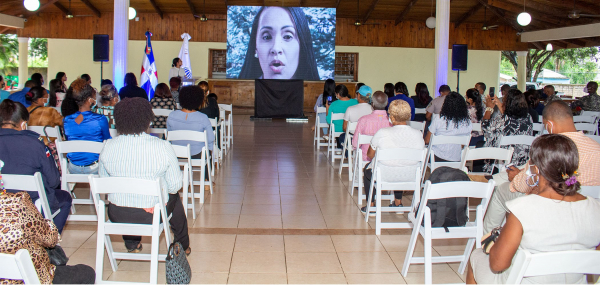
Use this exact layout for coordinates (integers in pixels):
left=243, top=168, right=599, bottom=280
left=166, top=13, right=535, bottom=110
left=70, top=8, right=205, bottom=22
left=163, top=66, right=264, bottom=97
left=150, top=97, right=175, bottom=128
left=481, top=114, right=533, bottom=173
left=467, top=105, right=483, bottom=137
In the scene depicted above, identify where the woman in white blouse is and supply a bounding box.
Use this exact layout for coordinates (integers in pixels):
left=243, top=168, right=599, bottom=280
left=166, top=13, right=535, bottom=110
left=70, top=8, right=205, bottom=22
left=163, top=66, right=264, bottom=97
left=168, top=57, right=186, bottom=79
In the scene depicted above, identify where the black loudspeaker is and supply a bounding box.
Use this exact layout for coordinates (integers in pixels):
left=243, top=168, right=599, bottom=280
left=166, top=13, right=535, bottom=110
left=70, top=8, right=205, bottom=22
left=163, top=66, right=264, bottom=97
left=93, top=34, right=109, bottom=62
left=452, top=44, right=468, bottom=71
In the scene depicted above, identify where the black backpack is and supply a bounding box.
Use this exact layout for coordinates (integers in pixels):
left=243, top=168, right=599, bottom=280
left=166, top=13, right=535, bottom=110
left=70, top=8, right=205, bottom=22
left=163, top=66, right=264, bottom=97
left=421, top=167, right=469, bottom=231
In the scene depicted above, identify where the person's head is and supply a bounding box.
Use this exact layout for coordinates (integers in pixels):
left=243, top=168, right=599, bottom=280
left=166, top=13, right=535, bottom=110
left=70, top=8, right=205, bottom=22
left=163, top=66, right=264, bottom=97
left=24, top=80, right=36, bottom=89
left=25, top=86, right=49, bottom=107
left=0, top=100, right=29, bottom=130
left=335, top=84, right=349, bottom=99
left=528, top=134, right=580, bottom=195
left=475, top=82, right=486, bottom=95
left=388, top=99, right=411, bottom=124
left=504, top=89, right=529, bottom=118
left=440, top=92, right=469, bottom=128
left=49, top=79, right=62, bottom=94
left=172, top=57, right=182, bottom=68
left=154, top=83, right=172, bottom=99
left=524, top=90, right=540, bottom=109
left=179, top=85, right=205, bottom=111
left=543, top=85, right=555, bottom=97
left=542, top=100, right=575, bottom=134
left=501, top=84, right=511, bottom=97
left=357, top=85, right=372, bottom=103
left=169, top=77, right=182, bottom=90
left=322, top=79, right=336, bottom=105
left=99, top=84, right=119, bottom=106
left=0, top=75, right=4, bottom=89
left=466, top=88, right=483, bottom=121
left=80, top=74, right=92, bottom=85
left=55, top=72, right=66, bottom=83
left=414, top=82, right=430, bottom=105
left=355, top=82, right=365, bottom=97
left=114, top=98, right=154, bottom=135
left=394, top=82, right=409, bottom=96
left=71, top=78, right=97, bottom=109
left=198, top=81, right=209, bottom=96
left=586, top=81, right=598, bottom=94
left=238, top=7, right=319, bottom=80
left=383, top=83, right=395, bottom=98
left=101, top=79, right=113, bottom=87
left=371, top=91, right=388, bottom=111
left=31, top=73, right=43, bottom=86
left=124, top=73, right=138, bottom=87
left=206, top=93, right=218, bottom=107
left=438, top=85, right=451, bottom=96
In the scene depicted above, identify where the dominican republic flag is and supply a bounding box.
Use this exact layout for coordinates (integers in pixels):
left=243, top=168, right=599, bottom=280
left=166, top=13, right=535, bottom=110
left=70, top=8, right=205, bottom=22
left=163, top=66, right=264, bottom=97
left=178, top=33, right=192, bottom=79
left=140, top=31, right=158, bottom=100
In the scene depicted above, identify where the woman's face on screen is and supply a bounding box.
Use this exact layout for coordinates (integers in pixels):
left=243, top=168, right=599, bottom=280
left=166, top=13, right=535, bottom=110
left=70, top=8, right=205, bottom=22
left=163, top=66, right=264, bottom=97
left=255, top=7, right=300, bottom=79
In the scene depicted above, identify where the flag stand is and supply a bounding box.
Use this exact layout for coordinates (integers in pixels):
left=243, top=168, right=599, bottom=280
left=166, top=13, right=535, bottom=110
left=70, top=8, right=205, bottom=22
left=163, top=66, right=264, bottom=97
left=100, top=62, right=103, bottom=85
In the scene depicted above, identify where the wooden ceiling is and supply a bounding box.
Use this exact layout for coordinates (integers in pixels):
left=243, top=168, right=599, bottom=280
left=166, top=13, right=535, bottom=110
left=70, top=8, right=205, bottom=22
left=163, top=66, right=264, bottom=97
left=1, top=0, right=600, bottom=48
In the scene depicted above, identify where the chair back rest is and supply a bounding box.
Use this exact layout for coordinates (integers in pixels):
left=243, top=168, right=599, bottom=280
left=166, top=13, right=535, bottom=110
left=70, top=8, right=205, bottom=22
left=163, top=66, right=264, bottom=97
left=573, top=115, right=596, bottom=124
left=585, top=134, right=600, bottom=144
left=27, top=126, right=61, bottom=140
left=52, top=106, right=62, bottom=115
left=505, top=248, right=600, bottom=284
left=423, top=180, right=495, bottom=201
left=472, top=123, right=482, bottom=132
left=429, top=134, right=471, bottom=147
left=218, top=104, right=233, bottom=112
left=347, top=122, right=358, bottom=134
left=208, top=118, right=219, bottom=128
left=330, top=113, right=344, bottom=123
left=148, top=128, right=167, bottom=139
left=579, top=186, right=600, bottom=199
left=316, top=107, right=326, bottom=114
left=373, top=148, right=428, bottom=183
left=166, top=130, right=207, bottom=143
left=0, top=249, right=40, bottom=284
left=460, top=147, right=514, bottom=170
left=109, top=129, right=118, bottom=138
left=532, top=123, right=545, bottom=135
left=170, top=144, right=192, bottom=160
left=499, top=135, right=536, bottom=147
left=575, top=123, right=598, bottom=134
left=55, top=140, right=105, bottom=156
left=408, top=121, right=425, bottom=133
left=582, top=111, right=600, bottom=118
left=152, top=108, right=173, bottom=117
left=415, top=108, right=426, bottom=114
left=0, top=173, right=51, bottom=219
left=176, top=103, right=181, bottom=110
left=357, top=134, right=373, bottom=145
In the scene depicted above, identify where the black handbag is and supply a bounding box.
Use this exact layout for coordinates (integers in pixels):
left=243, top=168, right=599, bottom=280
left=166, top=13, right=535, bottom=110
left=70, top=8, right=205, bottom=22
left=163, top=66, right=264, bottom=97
left=481, top=226, right=502, bottom=254
left=46, top=245, right=69, bottom=266
left=166, top=242, right=191, bottom=284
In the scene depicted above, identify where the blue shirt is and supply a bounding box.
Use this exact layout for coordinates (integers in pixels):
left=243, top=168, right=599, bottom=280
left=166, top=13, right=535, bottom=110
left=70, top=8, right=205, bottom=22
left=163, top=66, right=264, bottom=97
left=8, top=87, right=31, bottom=107
left=0, top=90, right=10, bottom=103
left=167, top=110, right=215, bottom=155
left=387, top=94, right=415, bottom=120
left=63, top=111, right=111, bottom=166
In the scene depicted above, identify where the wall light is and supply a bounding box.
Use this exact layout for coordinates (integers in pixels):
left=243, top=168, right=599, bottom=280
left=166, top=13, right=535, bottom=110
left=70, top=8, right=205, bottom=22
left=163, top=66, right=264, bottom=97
left=23, top=0, right=40, bottom=11
left=546, top=43, right=553, bottom=51
left=128, top=7, right=136, bottom=20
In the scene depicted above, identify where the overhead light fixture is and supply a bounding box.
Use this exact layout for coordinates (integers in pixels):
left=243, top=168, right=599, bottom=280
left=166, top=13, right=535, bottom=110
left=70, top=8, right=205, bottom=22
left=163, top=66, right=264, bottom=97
left=425, top=0, right=435, bottom=29
left=128, top=7, right=136, bottom=20
left=517, top=0, right=531, bottom=26
left=546, top=43, right=553, bottom=51
left=23, top=0, right=40, bottom=11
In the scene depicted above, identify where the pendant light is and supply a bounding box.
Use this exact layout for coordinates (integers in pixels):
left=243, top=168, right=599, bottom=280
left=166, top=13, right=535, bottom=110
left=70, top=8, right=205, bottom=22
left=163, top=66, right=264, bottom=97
left=426, top=0, right=435, bottom=29
left=128, top=7, right=137, bottom=20
left=517, top=0, right=531, bottom=26
left=23, top=0, right=40, bottom=11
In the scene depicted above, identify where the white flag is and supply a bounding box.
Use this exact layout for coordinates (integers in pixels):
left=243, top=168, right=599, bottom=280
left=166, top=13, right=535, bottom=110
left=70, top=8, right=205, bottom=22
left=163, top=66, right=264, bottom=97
left=178, top=33, right=192, bottom=79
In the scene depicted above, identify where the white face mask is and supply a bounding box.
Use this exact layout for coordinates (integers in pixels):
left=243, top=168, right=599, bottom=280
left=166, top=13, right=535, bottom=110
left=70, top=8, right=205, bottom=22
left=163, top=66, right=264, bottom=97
left=525, top=164, right=539, bottom=187
left=583, top=87, right=588, bottom=93
left=388, top=117, right=393, bottom=125
left=545, top=121, right=553, bottom=134
left=21, top=122, right=27, bottom=131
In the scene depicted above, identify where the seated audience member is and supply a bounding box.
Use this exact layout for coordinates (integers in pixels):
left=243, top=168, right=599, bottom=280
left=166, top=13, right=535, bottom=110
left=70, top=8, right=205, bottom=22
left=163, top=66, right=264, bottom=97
left=150, top=83, right=176, bottom=128
left=387, top=82, right=415, bottom=120
left=31, top=73, right=44, bottom=87
left=170, top=77, right=182, bottom=104
left=60, top=84, right=80, bottom=117
left=352, top=91, right=391, bottom=164
left=49, top=79, right=64, bottom=107
left=101, top=79, right=113, bottom=86
left=80, top=74, right=92, bottom=86
left=362, top=100, right=425, bottom=213
left=8, top=80, right=36, bottom=107
left=0, top=100, right=72, bottom=233
left=466, top=88, right=484, bottom=146
left=475, top=82, right=486, bottom=100
left=500, top=84, right=510, bottom=98
left=543, top=84, right=560, bottom=105
left=119, top=73, right=148, bottom=100
left=383, top=83, right=395, bottom=98
left=0, top=76, right=9, bottom=103
left=468, top=134, right=600, bottom=284
left=55, top=72, right=67, bottom=93
left=425, top=92, right=472, bottom=162
left=354, top=82, right=365, bottom=98
left=572, top=81, right=599, bottom=113
left=198, top=81, right=209, bottom=102
left=327, top=84, right=358, bottom=148
left=313, top=79, right=336, bottom=135
left=343, top=85, right=373, bottom=132
left=481, top=89, right=533, bottom=173
left=94, top=84, right=119, bottom=129
left=534, top=89, right=545, bottom=115
left=201, top=93, right=220, bottom=121
left=483, top=100, right=600, bottom=233
left=63, top=79, right=111, bottom=174
left=26, top=86, right=63, bottom=130
left=0, top=191, right=94, bottom=284
left=524, top=90, right=540, bottom=123
left=99, top=97, right=190, bottom=255
left=425, top=85, right=451, bottom=121
left=411, top=83, right=432, bottom=121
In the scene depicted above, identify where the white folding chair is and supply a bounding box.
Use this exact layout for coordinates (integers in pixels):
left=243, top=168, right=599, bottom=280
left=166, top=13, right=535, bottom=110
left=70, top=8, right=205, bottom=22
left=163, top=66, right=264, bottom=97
left=327, top=113, right=345, bottom=163
left=532, top=123, right=545, bottom=136
left=218, top=103, right=233, bottom=150
left=348, top=134, right=373, bottom=206
left=408, top=121, right=426, bottom=133
left=0, top=249, right=40, bottom=284
left=415, top=108, right=426, bottom=115
left=55, top=140, right=105, bottom=221
left=148, top=128, right=167, bottom=139
left=401, top=180, right=496, bottom=284
left=582, top=111, right=600, bottom=118
left=314, top=107, right=328, bottom=148
left=460, top=147, right=514, bottom=175
left=505, top=248, right=600, bottom=284
left=166, top=130, right=213, bottom=203
left=471, top=123, right=482, bottom=133
left=422, top=134, right=471, bottom=185
left=27, top=125, right=63, bottom=142
left=575, top=123, right=598, bottom=135
left=1, top=172, right=60, bottom=220
left=89, top=176, right=171, bottom=284
left=152, top=108, right=173, bottom=117
left=109, top=128, right=118, bottom=138
left=499, top=135, right=536, bottom=153
left=171, top=144, right=195, bottom=218
left=573, top=115, right=597, bottom=124
left=339, top=121, right=358, bottom=176
left=209, top=118, right=222, bottom=172
left=364, top=148, right=428, bottom=235
left=580, top=186, right=600, bottom=200
left=585, top=134, right=600, bottom=144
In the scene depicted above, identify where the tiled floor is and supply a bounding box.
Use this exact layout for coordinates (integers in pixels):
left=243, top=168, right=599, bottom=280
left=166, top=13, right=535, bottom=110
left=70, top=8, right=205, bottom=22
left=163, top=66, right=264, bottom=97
left=61, top=111, right=469, bottom=284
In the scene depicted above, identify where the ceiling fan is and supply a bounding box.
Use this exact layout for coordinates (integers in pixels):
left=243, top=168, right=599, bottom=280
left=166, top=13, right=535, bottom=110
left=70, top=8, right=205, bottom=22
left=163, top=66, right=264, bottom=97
left=481, top=7, right=498, bottom=31
left=353, top=0, right=380, bottom=26
left=567, top=0, right=600, bottom=19
left=196, top=0, right=226, bottom=21
left=64, top=0, right=94, bottom=18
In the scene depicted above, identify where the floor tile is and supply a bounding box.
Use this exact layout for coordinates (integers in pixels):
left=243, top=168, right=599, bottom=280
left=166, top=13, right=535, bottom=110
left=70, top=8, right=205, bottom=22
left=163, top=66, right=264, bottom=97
left=230, top=252, right=286, bottom=273
left=234, top=235, right=285, bottom=252
left=283, top=235, right=336, bottom=253
left=345, top=273, right=407, bottom=284
left=187, top=251, right=233, bottom=273
left=337, top=252, right=398, bottom=274
left=237, top=215, right=282, bottom=229
left=190, top=273, right=229, bottom=284
left=287, top=273, right=347, bottom=284
left=331, top=235, right=387, bottom=252
left=285, top=252, right=343, bottom=274
left=60, top=230, right=96, bottom=249
left=227, top=273, right=288, bottom=284
left=282, top=215, right=327, bottom=229
left=194, top=214, right=240, bottom=228
left=241, top=204, right=282, bottom=215
left=189, top=234, right=237, bottom=252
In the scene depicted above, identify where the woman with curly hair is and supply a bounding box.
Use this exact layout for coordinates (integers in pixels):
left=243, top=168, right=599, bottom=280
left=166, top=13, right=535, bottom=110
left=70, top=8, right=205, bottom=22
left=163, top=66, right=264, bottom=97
left=466, top=88, right=484, bottom=146
left=425, top=92, right=472, bottom=162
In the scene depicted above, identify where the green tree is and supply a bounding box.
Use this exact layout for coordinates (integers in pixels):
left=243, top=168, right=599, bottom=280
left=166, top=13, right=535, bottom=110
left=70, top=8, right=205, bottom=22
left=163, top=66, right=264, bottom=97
left=0, top=34, right=18, bottom=74
left=501, top=50, right=556, bottom=83
left=29, top=38, right=47, bottom=60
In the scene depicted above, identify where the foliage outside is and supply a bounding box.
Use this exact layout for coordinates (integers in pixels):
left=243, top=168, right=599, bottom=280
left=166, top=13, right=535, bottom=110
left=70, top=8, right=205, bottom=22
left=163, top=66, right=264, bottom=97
left=0, top=35, right=48, bottom=75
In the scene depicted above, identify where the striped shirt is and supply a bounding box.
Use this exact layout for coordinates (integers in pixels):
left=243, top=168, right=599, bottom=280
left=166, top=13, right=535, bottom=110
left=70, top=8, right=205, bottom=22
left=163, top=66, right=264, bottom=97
left=99, top=133, right=183, bottom=208
left=352, top=110, right=391, bottom=162
left=510, top=131, right=600, bottom=193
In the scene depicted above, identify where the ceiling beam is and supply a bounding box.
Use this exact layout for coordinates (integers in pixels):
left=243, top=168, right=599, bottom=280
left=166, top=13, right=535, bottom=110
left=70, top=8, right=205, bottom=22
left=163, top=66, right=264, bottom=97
left=148, top=0, right=163, bottom=19
left=454, top=3, right=483, bottom=28
left=487, top=0, right=569, bottom=27
left=561, top=38, right=587, bottom=47
left=24, top=0, right=60, bottom=18
left=362, top=0, right=380, bottom=24
left=53, top=2, right=69, bottom=15
left=0, top=27, right=12, bottom=34
left=185, top=0, right=197, bottom=19
left=475, top=0, right=523, bottom=32
left=0, top=13, right=25, bottom=28
left=395, top=0, right=419, bottom=25
left=79, top=0, right=101, bottom=18
left=528, top=0, right=600, bottom=16
left=531, top=42, right=544, bottom=50
left=521, top=22, right=600, bottom=42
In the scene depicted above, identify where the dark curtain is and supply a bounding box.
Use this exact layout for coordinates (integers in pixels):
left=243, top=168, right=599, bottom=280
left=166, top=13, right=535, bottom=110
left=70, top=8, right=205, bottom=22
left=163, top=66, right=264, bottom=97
left=254, top=79, right=304, bottom=118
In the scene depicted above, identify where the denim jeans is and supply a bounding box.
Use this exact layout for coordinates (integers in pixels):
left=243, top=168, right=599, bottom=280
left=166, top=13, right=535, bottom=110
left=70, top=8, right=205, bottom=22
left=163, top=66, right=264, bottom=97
left=67, top=161, right=99, bottom=175
left=318, top=113, right=329, bottom=135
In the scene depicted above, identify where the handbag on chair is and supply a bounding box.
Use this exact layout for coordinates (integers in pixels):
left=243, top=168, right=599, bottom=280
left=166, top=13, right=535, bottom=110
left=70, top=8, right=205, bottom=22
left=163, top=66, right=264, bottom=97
left=166, top=242, right=192, bottom=284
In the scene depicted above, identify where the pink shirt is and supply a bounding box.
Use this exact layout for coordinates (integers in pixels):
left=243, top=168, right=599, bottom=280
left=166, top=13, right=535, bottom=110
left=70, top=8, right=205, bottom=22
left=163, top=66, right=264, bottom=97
left=352, top=110, right=391, bottom=162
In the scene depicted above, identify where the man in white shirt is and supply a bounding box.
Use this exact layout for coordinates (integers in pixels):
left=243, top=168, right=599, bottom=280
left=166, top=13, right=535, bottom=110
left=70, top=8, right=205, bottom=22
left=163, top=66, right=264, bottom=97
left=425, top=85, right=451, bottom=121
left=343, top=85, right=373, bottom=132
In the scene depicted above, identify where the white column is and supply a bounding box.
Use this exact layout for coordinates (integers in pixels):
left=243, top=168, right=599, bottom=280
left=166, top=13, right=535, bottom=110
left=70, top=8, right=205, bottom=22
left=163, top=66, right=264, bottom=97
left=516, top=51, right=528, bottom=92
left=433, top=0, right=450, bottom=97
left=113, top=0, right=129, bottom=91
left=17, top=37, right=28, bottom=89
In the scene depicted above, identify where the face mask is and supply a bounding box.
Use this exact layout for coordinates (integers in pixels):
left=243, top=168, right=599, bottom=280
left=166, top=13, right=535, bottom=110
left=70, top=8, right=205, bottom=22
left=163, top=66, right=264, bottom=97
left=545, top=121, right=553, bottom=134
left=583, top=87, right=588, bottom=93
left=43, top=98, right=49, bottom=107
left=388, top=117, right=393, bottom=125
left=21, top=122, right=27, bottom=131
left=525, top=164, right=539, bottom=187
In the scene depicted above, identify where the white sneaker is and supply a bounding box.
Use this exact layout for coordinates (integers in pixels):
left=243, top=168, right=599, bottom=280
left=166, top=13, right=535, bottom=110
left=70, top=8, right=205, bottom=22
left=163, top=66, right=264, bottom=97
left=323, top=135, right=330, bottom=141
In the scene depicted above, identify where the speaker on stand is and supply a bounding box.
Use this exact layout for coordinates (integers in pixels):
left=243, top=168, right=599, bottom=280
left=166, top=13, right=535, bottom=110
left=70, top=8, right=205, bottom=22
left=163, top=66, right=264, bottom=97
left=93, top=34, right=110, bottom=85
left=452, top=44, right=468, bottom=93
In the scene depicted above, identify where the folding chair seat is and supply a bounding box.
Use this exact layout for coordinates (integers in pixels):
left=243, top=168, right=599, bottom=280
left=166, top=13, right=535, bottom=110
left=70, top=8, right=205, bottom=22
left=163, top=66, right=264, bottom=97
left=1, top=172, right=60, bottom=220
left=531, top=123, right=545, bottom=136
left=408, top=121, right=425, bottom=133
left=401, top=180, right=496, bottom=284
left=327, top=113, right=345, bottom=163
left=218, top=103, right=233, bottom=151
left=348, top=134, right=373, bottom=206
left=152, top=108, right=174, bottom=117
left=339, top=121, right=358, bottom=176
left=0, top=249, right=40, bottom=284
left=421, top=134, right=471, bottom=185
left=89, top=176, right=171, bottom=284
left=314, top=106, right=328, bottom=148
left=415, top=108, right=426, bottom=115
left=575, top=123, right=598, bottom=135
left=27, top=125, right=63, bottom=142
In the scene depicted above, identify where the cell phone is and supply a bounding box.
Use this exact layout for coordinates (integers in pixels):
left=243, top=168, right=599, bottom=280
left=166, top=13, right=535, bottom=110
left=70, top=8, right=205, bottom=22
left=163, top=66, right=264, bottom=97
left=505, top=163, right=514, bottom=170
left=327, top=96, right=332, bottom=102
left=489, top=87, right=496, bottom=98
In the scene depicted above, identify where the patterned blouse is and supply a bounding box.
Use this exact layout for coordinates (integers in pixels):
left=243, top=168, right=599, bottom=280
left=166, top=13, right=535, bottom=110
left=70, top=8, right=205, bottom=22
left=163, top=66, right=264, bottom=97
left=94, top=105, right=116, bottom=129
left=150, top=97, right=175, bottom=128
left=0, top=192, right=59, bottom=284
left=467, top=105, right=483, bottom=137
left=572, top=93, right=600, bottom=113
left=482, top=113, right=533, bottom=173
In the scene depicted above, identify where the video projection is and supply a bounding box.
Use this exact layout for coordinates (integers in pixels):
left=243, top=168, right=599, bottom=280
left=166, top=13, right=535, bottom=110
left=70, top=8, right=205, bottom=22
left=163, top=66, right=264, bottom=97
left=227, top=6, right=336, bottom=81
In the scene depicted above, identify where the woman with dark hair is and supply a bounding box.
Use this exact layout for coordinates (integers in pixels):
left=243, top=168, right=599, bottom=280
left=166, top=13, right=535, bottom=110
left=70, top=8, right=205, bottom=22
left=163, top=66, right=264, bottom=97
left=524, top=90, right=540, bottom=123
left=31, top=73, right=44, bottom=87
left=48, top=79, right=63, bottom=107
left=482, top=89, right=533, bottom=173
left=63, top=79, right=111, bottom=175
left=150, top=83, right=175, bottom=128
left=238, top=7, right=320, bottom=80
left=26, top=86, right=63, bottom=132
left=388, top=82, right=415, bottom=120
left=384, top=83, right=395, bottom=98
left=200, top=93, right=220, bottom=121
left=80, top=74, right=92, bottom=85
left=169, top=77, right=182, bottom=104
left=326, top=85, right=357, bottom=146
left=94, top=84, right=119, bottom=129
left=119, top=73, right=148, bottom=100
left=411, top=83, right=432, bottom=121
left=61, top=85, right=80, bottom=118
left=466, top=88, right=484, bottom=146
left=425, top=92, right=472, bottom=162
left=55, top=72, right=67, bottom=92
left=169, top=57, right=185, bottom=79
left=467, top=134, right=600, bottom=284
left=312, top=79, right=336, bottom=135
